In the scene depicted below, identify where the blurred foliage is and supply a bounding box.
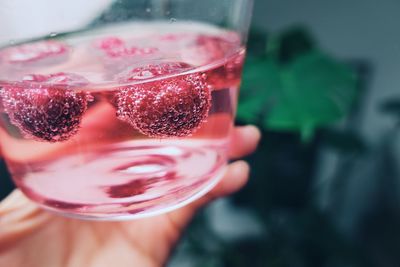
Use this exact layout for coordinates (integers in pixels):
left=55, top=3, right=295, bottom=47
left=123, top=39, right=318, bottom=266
left=171, top=27, right=372, bottom=267
left=321, top=128, right=367, bottom=154
left=380, top=98, right=400, bottom=122
left=237, top=27, right=358, bottom=140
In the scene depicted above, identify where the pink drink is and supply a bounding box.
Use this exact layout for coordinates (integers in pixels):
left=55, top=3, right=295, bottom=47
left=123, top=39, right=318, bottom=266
left=0, top=22, right=244, bottom=220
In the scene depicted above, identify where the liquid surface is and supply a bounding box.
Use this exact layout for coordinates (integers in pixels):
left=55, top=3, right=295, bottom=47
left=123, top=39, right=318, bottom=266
left=0, top=22, right=244, bottom=219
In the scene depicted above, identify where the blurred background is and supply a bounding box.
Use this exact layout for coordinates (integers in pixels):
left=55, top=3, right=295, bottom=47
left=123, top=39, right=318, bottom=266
left=172, top=0, right=400, bottom=266
left=1, top=0, right=400, bottom=266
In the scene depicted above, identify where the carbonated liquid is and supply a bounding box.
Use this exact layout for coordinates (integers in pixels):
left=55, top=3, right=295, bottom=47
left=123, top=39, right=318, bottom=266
left=0, top=22, right=244, bottom=219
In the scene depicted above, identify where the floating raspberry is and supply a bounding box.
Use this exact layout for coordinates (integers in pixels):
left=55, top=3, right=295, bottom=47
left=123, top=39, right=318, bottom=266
left=196, top=35, right=225, bottom=57
left=105, top=47, right=158, bottom=58
left=159, top=33, right=192, bottom=42
left=115, top=62, right=193, bottom=83
left=116, top=73, right=211, bottom=138
left=0, top=73, right=90, bottom=142
left=95, top=37, right=158, bottom=58
left=95, top=37, right=125, bottom=50
left=181, top=35, right=228, bottom=65
left=22, top=72, right=89, bottom=87
left=1, top=40, right=69, bottom=64
left=206, top=52, right=245, bottom=89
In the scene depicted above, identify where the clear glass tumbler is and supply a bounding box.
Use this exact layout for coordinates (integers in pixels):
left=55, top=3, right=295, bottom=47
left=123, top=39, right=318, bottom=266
left=0, top=0, right=253, bottom=220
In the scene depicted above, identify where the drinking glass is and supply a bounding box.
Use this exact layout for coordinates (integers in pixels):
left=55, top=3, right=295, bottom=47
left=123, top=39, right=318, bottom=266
left=0, top=0, right=253, bottom=220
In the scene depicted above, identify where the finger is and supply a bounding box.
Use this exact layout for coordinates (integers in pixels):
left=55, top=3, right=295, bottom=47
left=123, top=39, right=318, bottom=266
left=229, top=125, right=261, bottom=159
left=0, top=190, right=48, bottom=226
left=193, top=161, right=250, bottom=207
left=167, top=160, right=250, bottom=231
left=0, top=191, right=51, bottom=250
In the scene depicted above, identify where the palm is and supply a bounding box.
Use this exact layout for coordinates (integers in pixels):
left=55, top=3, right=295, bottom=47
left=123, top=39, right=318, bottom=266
left=1, top=196, right=195, bottom=267
left=0, top=126, right=260, bottom=267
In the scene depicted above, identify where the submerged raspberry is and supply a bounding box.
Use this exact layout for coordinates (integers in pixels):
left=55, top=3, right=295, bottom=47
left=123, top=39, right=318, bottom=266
left=116, top=73, right=211, bottom=138
left=115, top=62, right=193, bottom=83
left=0, top=73, right=90, bottom=142
left=1, top=40, right=68, bottom=64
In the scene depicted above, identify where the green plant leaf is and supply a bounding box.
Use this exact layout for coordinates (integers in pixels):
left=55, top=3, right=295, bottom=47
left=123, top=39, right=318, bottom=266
left=238, top=51, right=357, bottom=137
left=380, top=99, right=400, bottom=119
left=267, top=27, right=316, bottom=64
left=265, top=51, right=357, bottom=135
left=237, top=56, right=281, bottom=124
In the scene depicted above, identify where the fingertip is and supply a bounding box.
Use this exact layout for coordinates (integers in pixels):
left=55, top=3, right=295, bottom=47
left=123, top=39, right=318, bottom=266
left=216, top=160, right=250, bottom=196
left=228, top=160, right=250, bottom=193
left=230, top=125, right=261, bottom=159
left=168, top=161, right=251, bottom=227
left=230, top=160, right=250, bottom=180
left=244, top=125, right=262, bottom=144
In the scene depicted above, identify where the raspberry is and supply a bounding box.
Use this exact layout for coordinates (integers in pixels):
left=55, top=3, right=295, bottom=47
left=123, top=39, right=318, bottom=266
left=1, top=40, right=68, bottom=64
left=104, top=179, right=149, bottom=198
left=116, top=73, right=211, bottom=138
left=206, top=52, right=245, bottom=89
left=95, top=37, right=158, bottom=58
left=196, top=35, right=225, bottom=57
left=105, top=47, right=158, bottom=58
left=181, top=35, right=227, bottom=65
left=22, top=72, right=89, bottom=87
left=115, top=62, right=193, bottom=83
left=159, top=33, right=192, bottom=42
left=0, top=73, right=90, bottom=142
left=95, top=37, right=125, bottom=50
left=104, top=172, right=178, bottom=198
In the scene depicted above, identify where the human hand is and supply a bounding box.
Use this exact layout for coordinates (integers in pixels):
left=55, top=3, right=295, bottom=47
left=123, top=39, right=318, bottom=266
left=0, top=126, right=260, bottom=267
